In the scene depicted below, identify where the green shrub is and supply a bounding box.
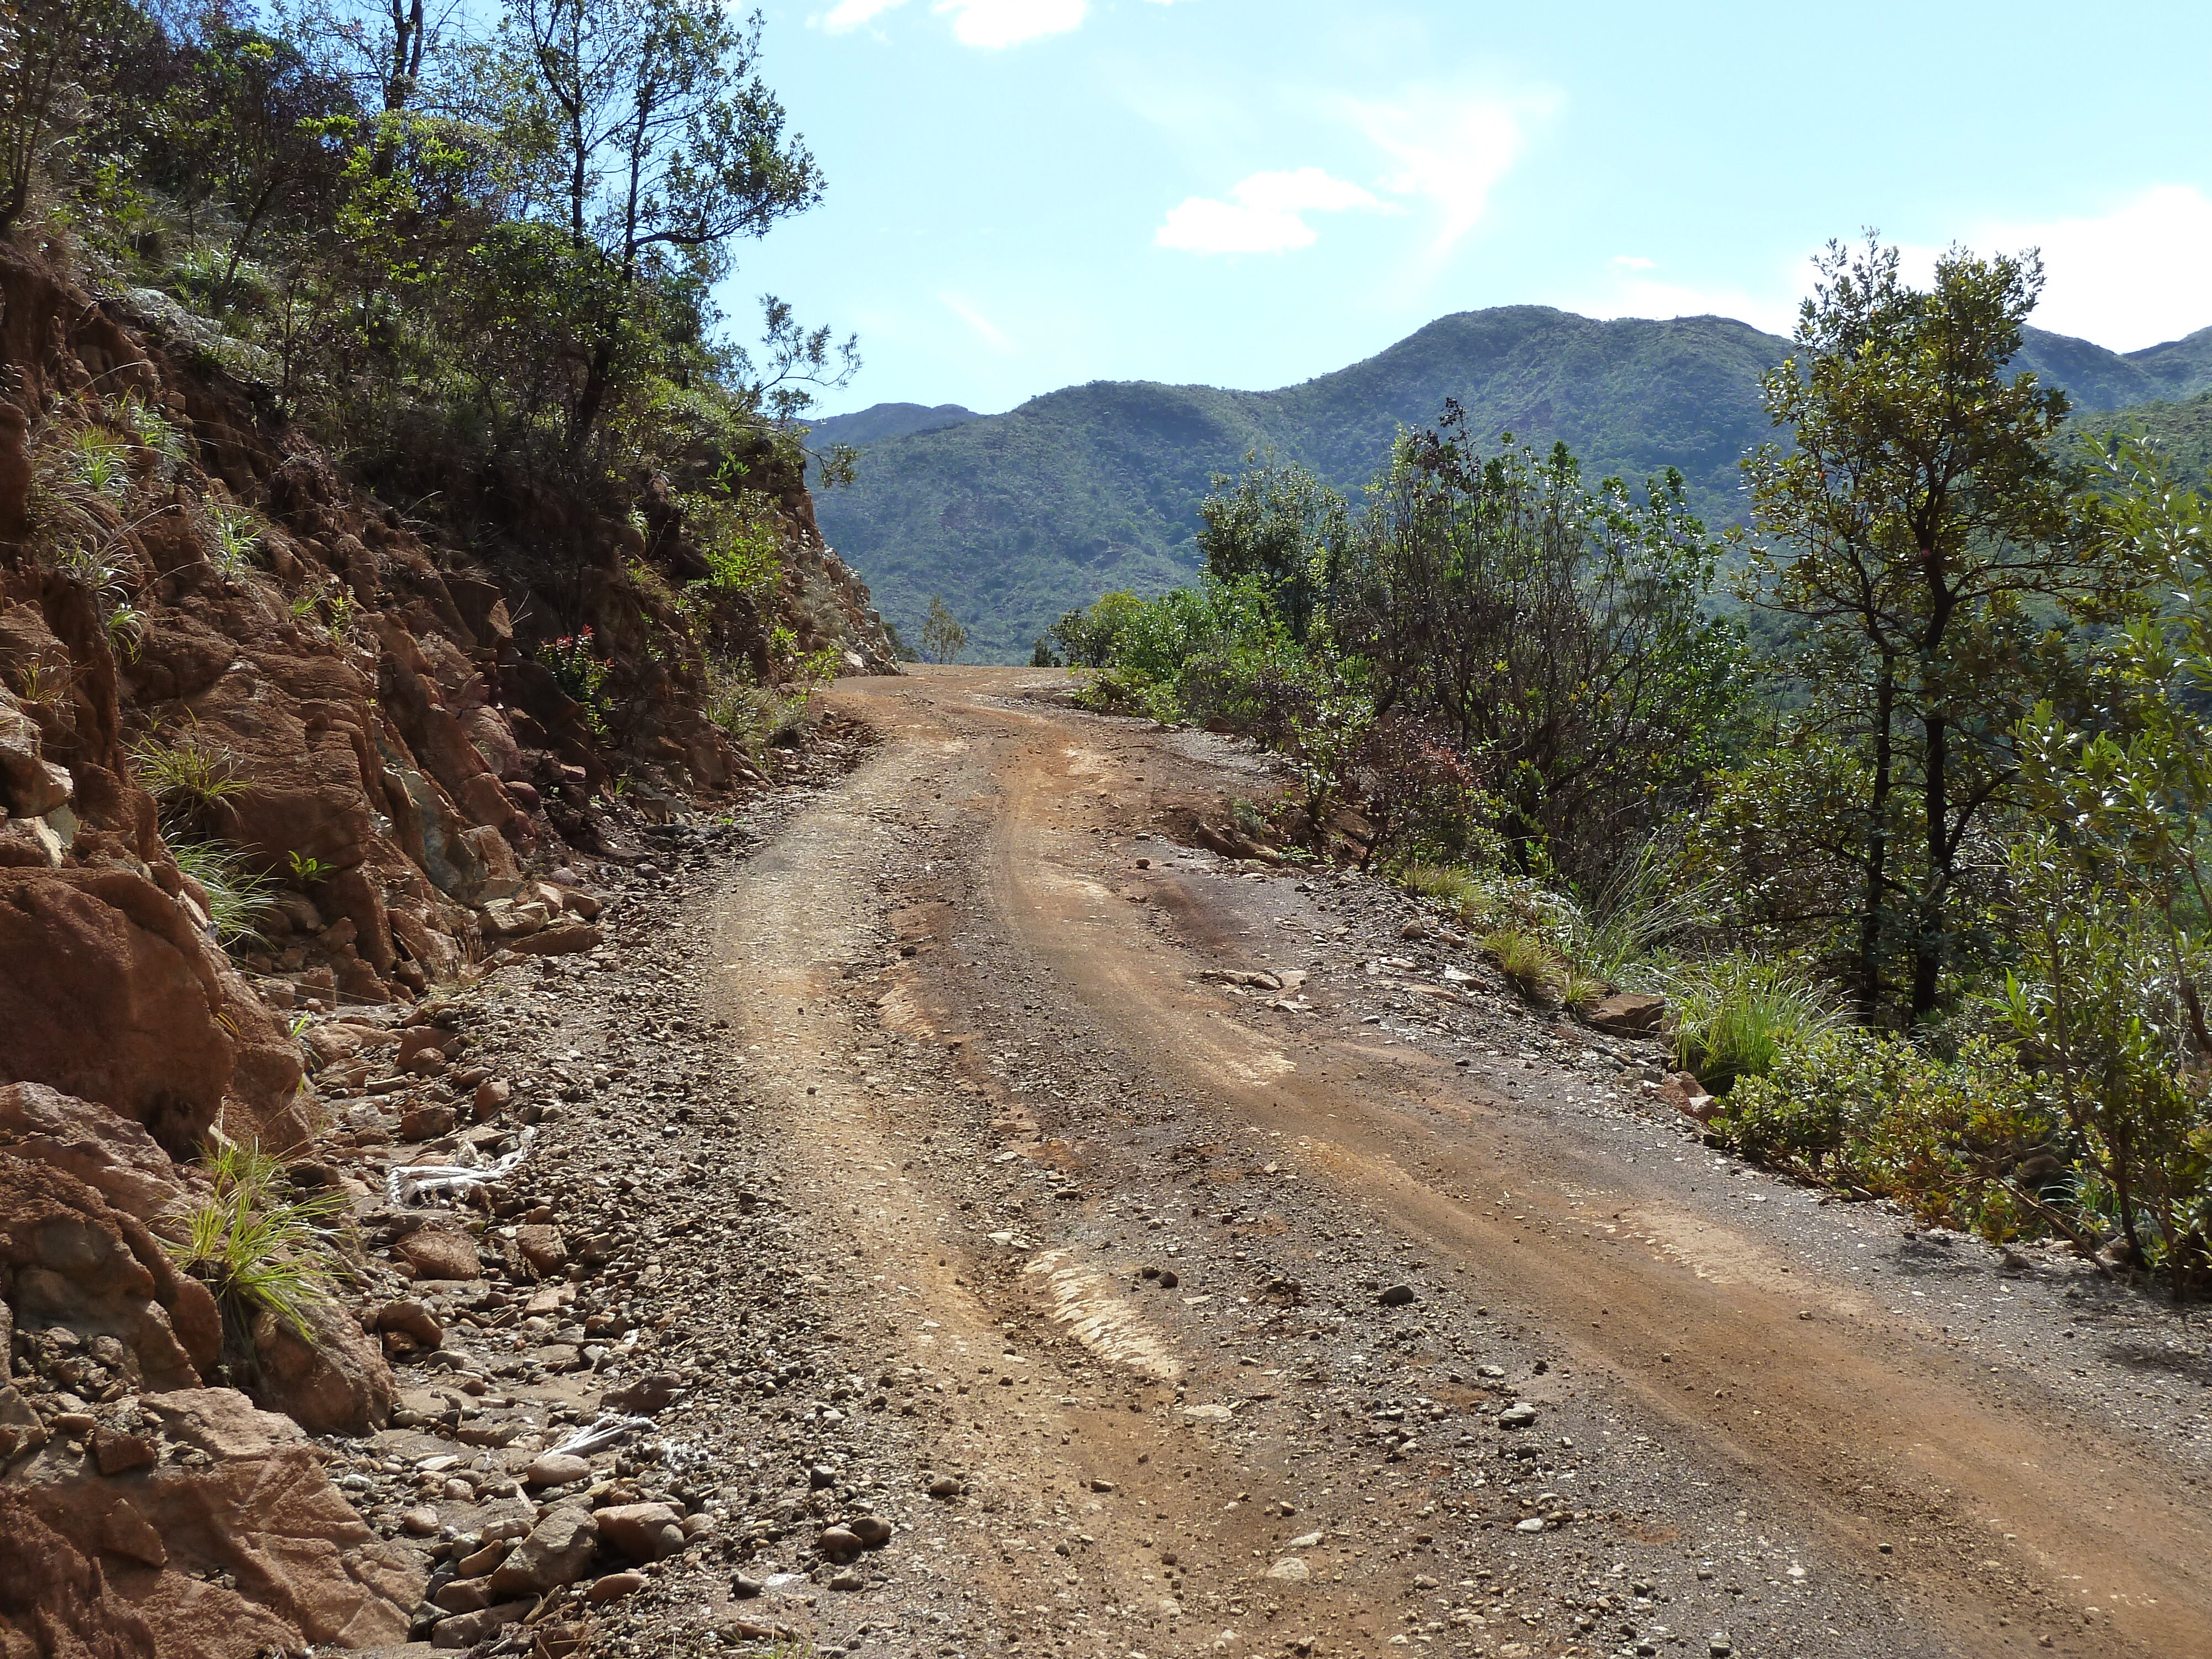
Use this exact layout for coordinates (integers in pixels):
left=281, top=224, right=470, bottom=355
left=537, top=628, right=615, bottom=735
left=705, top=658, right=805, bottom=759
left=1660, top=954, right=1840, bottom=1092
left=1718, top=1029, right=2064, bottom=1245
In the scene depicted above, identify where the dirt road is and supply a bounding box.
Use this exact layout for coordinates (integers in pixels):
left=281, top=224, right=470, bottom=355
left=596, top=666, right=2212, bottom=1659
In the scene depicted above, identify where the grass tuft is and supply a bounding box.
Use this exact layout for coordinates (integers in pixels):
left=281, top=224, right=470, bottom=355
left=168, top=838, right=275, bottom=945
left=166, top=1141, right=347, bottom=1342
left=133, top=735, right=248, bottom=813
left=1484, top=926, right=1567, bottom=1004
left=1658, top=954, right=1841, bottom=1093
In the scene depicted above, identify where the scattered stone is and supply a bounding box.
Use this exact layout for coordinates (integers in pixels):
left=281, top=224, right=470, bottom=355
left=587, top=1571, right=649, bottom=1604
left=395, top=1224, right=482, bottom=1282
left=525, top=1451, right=592, bottom=1489
left=817, top=1525, right=863, bottom=1564
left=594, top=1502, right=686, bottom=1563
left=1584, top=992, right=1667, bottom=1036
left=1267, top=1557, right=1311, bottom=1581
left=1377, top=1284, right=1416, bottom=1307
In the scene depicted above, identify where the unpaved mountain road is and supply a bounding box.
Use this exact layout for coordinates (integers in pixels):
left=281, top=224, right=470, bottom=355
left=581, top=665, right=2210, bottom=1659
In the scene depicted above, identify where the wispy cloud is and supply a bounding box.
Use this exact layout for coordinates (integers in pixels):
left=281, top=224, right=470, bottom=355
left=820, top=0, right=1088, bottom=48
left=821, top=0, right=910, bottom=33
left=941, top=292, right=1013, bottom=351
left=935, top=0, right=1088, bottom=48
left=1335, top=85, right=1549, bottom=271
left=1155, top=167, right=1386, bottom=257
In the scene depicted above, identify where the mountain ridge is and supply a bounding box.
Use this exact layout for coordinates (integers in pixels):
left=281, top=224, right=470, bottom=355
left=813, top=307, right=2212, bottom=661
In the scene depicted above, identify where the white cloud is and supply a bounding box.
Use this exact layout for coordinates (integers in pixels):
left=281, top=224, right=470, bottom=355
left=1906, top=186, right=2212, bottom=352
left=941, top=292, right=1013, bottom=351
left=932, top=0, right=1087, bottom=48
left=1574, top=259, right=1801, bottom=336
left=822, top=0, right=910, bottom=32
left=820, top=0, right=1086, bottom=47
left=1335, top=86, right=1545, bottom=269
left=1155, top=166, right=1385, bottom=256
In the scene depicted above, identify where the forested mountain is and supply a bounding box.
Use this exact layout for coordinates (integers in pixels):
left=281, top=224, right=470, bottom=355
left=813, top=307, right=2212, bottom=661
left=807, top=401, right=985, bottom=447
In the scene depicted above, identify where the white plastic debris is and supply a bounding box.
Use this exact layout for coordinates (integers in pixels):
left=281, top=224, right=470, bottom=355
left=384, top=1126, right=537, bottom=1207
left=550, top=1412, right=655, bottom=1457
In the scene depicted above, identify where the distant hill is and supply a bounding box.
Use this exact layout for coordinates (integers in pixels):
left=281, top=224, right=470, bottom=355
left=811, top=307, right=2212, bottom=662
left=806, top=401, right=984, bottom=448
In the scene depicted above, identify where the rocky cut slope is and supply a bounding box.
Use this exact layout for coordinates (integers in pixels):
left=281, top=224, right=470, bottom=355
left=0, top=237, right=892, bottom=1655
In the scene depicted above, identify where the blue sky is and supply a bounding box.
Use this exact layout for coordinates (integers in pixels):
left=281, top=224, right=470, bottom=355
left=733, top=0, right=2212, bottom=416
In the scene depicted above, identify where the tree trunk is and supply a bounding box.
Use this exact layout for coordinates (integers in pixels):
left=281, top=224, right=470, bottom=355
left=1856, top=655, right=1896, bottom=1018
left=569, top=341, right=612, bottom=455
left=1912, top=710, right=1949, bottom=1017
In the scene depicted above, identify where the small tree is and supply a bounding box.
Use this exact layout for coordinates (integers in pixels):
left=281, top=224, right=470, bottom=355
left=920, top=595, right=966, bottom=664
left=1197, top=455, right=1347, bottom=644
left=1742, top=236, right=2138, bottom=1018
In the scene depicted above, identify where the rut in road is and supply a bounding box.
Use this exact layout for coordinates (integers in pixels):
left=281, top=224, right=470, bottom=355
left=637, top=666, right=2210, bottom=1659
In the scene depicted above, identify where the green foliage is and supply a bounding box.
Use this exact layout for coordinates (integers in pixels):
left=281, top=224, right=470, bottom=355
left=1196, top=455, right=1346, bottom=643
left=1327, top=411, right=1746, bottom=884
left=168, top=838, right=275, bottom=946
left=1739, top=236, right=2144, bottom=1019
left=286, top=849, right=329, bottom=888
left=1717, top=1029, right=2062, bottom=1243
left=703, top=656, right=805, bottom=759
left=166, top=1141, right=347, bottom=1342
left=1659, top=954, right=1842, bottom=1094
left=133, top=734, right=249, bottom=816
left=1995, top=844, right=2212, bottom=1291
left=920, top=595, right=967, bottom=664
left=1483, top=927, right=1566, bottom=1005
left=536, top=627, right=614, bottom=734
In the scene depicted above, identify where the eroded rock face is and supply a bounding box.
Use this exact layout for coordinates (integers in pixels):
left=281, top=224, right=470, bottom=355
left=1, top=1389, right=420, bottom=1658
left=247, top=1301, right=394, bottom=1438
left=0, top=869, right=239, bottom=1156
left=0, top=1154, right=211, bottom=1394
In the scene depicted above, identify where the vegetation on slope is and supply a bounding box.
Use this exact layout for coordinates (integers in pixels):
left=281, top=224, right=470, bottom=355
left=819, top=308, right=2212, bottom=662
left=1056, top=239, right=2212, bottom=1297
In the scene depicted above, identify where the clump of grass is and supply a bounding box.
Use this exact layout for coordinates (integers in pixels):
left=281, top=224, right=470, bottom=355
left=133, top=735, right=248, bottom=815
left=705, top=658, right=806, bottom=760
left=1564, top=838, right=1721, bottom=985
left=168, top=838, right=275, bottom=946
left=1484, top=926, right=1567, bottom=1004
left=1398, top=862, right=1483, bottom=912
left=1658, top=954, right=1842, bottom=1093
left=204, top=504, right=262, bottom=573
left=166, top=1142, right=347, bottom=1342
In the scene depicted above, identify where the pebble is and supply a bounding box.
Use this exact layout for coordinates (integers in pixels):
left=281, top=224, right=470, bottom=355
left=1378, top=1284, right=1416, bottom=1307
left=587, top=1571, right=648, bottom=1604
left=1267, top=1558, right=1311, bottom=1581
left=525, top=1452, right=592, bottom=1488
left=829, top=1569, right=864, bottom=1592
left=400, top=1506, right=441, bottom=1536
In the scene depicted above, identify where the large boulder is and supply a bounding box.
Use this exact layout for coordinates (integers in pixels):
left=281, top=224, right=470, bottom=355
left=0, top=1082, right=191, bottom=1224
left=2, top=1388, right=420, bottom=1657
left=248, top=1301, right=394, bottom=1437
left=0, top=870, right=304, bottom=1156
left=0, top=1152, right=213, bottom=1392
